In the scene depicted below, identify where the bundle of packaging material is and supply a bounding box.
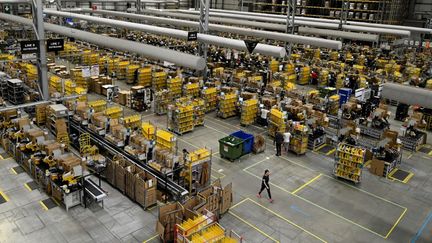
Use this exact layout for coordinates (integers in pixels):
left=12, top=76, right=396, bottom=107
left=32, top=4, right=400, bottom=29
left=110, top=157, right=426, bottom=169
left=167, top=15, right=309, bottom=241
left=253, top=135, right=266, bottom=154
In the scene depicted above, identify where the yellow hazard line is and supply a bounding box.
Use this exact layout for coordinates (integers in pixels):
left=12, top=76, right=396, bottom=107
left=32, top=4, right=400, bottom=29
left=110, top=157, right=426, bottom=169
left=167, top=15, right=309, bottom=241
left=10, top=168, right=17, bottom=175
left=326, top=148, right=336, bottom=156
left=247, top=198, right=327, bottom=243
left=142, top=234, right=158, bottom=243
left=291, top=174, right=322, bottom=194
left=39, top=201, right=48, bottom=211
left=24, top=183, right=32, bottom=192
left=0, top=191, right=9, bottom=202
left=228, top=211, right=279, bottom=243
left=385, top=207, right=407, bottom=239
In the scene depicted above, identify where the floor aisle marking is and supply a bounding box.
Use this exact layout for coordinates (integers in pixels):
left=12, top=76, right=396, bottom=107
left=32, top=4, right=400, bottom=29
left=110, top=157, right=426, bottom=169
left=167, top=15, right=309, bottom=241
left=326, top=148, right=336, bottom=156
left=315, top=144, right=327, bottom=152
left=230, top=197, right=250, bottom=209
left=292, top=174, right=322, bottom=194
left=245, top=198, right=327, bottom=243
left=0, top=155, right=3, bottom=159
left=208, top=118, right=406, bottom=209
left=24, top=183, right=32, bottom=192
left=10, top=168, right=17, bottom=175
left=39, top=201, right=48, bottom=211
left=189, top=118, right=408, bottom=238
left=386, top=207, right=407, bottom=239
left=205, top=119, right=406, bottom=209
left=411, top=210, right=432, bottom=243
left=228, top=211, right=279, bottom=243
left=428, top=150, right=432, bottom=156
left=243, top=168, right=407, bottom=239
left=0, top=191, right=9, bottom=202
left=204, top=124, right=229, bottom=136
left=142, top=234, right=158, bottom=243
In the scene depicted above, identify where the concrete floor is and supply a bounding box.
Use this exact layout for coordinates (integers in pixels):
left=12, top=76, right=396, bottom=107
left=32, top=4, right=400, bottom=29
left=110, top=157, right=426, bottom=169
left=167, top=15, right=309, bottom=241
left=1, top=109, right=432, bottom=243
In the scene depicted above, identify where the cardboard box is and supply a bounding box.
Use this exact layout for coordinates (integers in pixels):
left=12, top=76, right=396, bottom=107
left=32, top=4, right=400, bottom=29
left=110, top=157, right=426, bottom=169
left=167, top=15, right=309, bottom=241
left=114, top=160, right=133, bottom=193
left=55, top=119, right=68, bottom=134
left=26, top=129, right=45, bottom=143
left=44, top=141, right=63, bottom=156
left=105, top=160, right=116, bottom=185
left=125, top=165, right=140, bottom=200
left=157, top=202, right=184, bottom=242
left=17, top=118, right=30, bottom=130
left=369, top=158, right=385, bottom=177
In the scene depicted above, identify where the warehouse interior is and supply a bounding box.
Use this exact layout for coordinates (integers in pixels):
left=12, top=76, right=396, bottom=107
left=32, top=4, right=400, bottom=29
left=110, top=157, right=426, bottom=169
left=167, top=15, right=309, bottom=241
left=0, top=0, right=432, bottom=242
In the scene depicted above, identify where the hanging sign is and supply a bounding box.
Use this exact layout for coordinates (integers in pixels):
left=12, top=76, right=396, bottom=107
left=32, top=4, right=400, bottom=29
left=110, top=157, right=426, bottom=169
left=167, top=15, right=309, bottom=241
left=187, top=31, right=198, bottom=41
left=20, top=40, right=39, bottom=54
left=244, top=40, right=258, bottom=53
left=46, top=39, right=64, bottom=52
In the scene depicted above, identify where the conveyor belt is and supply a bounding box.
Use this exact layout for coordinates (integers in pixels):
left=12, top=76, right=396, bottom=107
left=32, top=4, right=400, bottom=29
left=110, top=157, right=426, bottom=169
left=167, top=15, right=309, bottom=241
left=69, top=119, right=188, bottom=200
left=84, top=178, right=107, bottom=202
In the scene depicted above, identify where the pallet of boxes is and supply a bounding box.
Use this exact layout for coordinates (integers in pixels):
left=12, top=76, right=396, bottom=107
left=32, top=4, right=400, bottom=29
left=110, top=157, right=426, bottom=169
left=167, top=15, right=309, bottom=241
left=156, top=179, right=233, bottom=242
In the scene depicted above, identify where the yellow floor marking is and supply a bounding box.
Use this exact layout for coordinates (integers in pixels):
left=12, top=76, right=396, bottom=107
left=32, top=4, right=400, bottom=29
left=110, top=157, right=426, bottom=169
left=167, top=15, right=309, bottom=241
left=326, top=148, right=336, bottom=156
left=39, top=201, right=48, bottom=211
left=230, top=197, right=250, bottom=209
left=24, top=183, right=32, bottom=192
left=0, top=155, right=3, bottom=160
left=315, top=144, right=327, bottom=152
left=278, top=156, right=407, bottom=209
left=243, top=169, right=407, bottom=239
left=10, top=168, right=17, bottom=175
left=211, top=168, right=226, bottom=179
left=247, top=198, right=327, bottom=243
left=292, top=174, right=322, bottom=194
left=0, top=191, right=9, bottom=202
left=52, top=198, right=61, bottom=206
left=244, top=156, right=273, bottom=171
left=142, top=234, right=158, bottom=243
left=384, top=208, right=407, bottom=239
left=204, top=124, right=229, bottom=136
left=428, top=151, right=432, bottom=156
left=194, top=115, right=408, bottom=238
left=407, top=153, right=414, bottom=159
left=228, top=211, right=280, bottom=243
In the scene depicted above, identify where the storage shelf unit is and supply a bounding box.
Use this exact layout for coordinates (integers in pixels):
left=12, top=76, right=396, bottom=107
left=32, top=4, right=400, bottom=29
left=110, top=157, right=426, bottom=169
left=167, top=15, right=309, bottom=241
left=167, top=76, right=182, bottom=98
left=202, top=87, right=218, bottom=113
left=193, top=99, right=205, bottom=127
left=156, top=129, right=176, bottom=151
left=184, top=82, right=200, bottom=98
left=153, top=69, right=167, bottom=91
left=289, top=124, right=308, bottom=155
left=268, top=108, right=286, bottom=137
left=217, top=93, right=238, bottom=119
left=168, top=103, right=195, bottom=135
left=142, top=122, right=156, bottom=140
left=184, top=148, right=212, bottom=194
left=126, top=64, right=140, bottom=85
left=7, top=79, right=24, bottom=105
left=252, top=0, right=404, bottom=24
left=137, top=66, right=152, bottom=88
left=240, top=99, right=258, bottom=126
left=154, top=90, right=170, bottom=115
left=333, top=143, right=366, bottom=183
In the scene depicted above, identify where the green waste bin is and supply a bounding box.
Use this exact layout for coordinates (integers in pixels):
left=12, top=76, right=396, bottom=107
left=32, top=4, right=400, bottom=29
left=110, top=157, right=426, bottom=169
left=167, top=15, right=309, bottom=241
left=219, top=135, right=244, bottom=161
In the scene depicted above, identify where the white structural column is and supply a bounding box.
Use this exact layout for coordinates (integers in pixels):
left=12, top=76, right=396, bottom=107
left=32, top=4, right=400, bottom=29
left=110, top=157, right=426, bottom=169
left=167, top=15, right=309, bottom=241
left=285, top=0, right=295, bottom=59
left=198, top=0, right=209, bottom=80
left=32, top=0, right=49, bottom=100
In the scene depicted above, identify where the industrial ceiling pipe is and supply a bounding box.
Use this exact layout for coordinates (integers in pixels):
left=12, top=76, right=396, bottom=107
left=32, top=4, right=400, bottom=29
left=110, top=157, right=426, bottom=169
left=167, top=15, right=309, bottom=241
left=205, top=9, right=432, bottom=34
left=71, top=8, right=342, bottom=49
left=0, top=13, right=206, bottom=70
left=44, top=9, right=286, bottom=58
left=298, top=27, right=378, bottom=42
left=381, top=83, right=432, bottom=109
left=172, top=9, right=411, bottom=37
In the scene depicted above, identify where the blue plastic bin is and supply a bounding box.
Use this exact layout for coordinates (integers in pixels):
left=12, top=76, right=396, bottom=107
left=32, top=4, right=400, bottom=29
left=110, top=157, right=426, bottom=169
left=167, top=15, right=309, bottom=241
left=230, top=130, right=254, bottom=155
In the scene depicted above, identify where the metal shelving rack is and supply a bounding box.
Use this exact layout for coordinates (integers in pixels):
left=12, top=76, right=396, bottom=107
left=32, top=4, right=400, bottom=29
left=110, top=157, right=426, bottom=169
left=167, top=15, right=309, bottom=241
left=252, top=0, right=404, bottom=24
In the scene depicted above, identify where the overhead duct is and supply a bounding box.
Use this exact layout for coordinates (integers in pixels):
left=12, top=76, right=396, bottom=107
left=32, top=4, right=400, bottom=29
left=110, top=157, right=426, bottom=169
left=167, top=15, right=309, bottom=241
left=44, top=9, right=286, bottom=58
left=381, top=83, right=432, bottom=109
left=206, top=8, right=432, bottom=34
left=0, top=13, right=206, bottom=70
left=71, top=8, right=342, bottom=50
left=173, top=9, right=410, bottom=37
left=298, top=27, right=378, bottom=42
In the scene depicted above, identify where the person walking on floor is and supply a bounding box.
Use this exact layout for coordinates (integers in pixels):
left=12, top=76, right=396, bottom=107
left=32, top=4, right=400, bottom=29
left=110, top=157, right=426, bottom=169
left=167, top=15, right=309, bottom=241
left=283, top=130, right=292, bottom=153
left=274, top=131, right=284, bottom=156
left=257, top=169, right=273, bottom=203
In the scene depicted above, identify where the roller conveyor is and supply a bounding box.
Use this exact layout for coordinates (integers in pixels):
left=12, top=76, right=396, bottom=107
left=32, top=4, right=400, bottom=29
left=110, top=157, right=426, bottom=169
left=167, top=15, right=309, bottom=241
left=69, top=119, right=188, bottom=200
left=84, top=178, right=107, bottom=202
